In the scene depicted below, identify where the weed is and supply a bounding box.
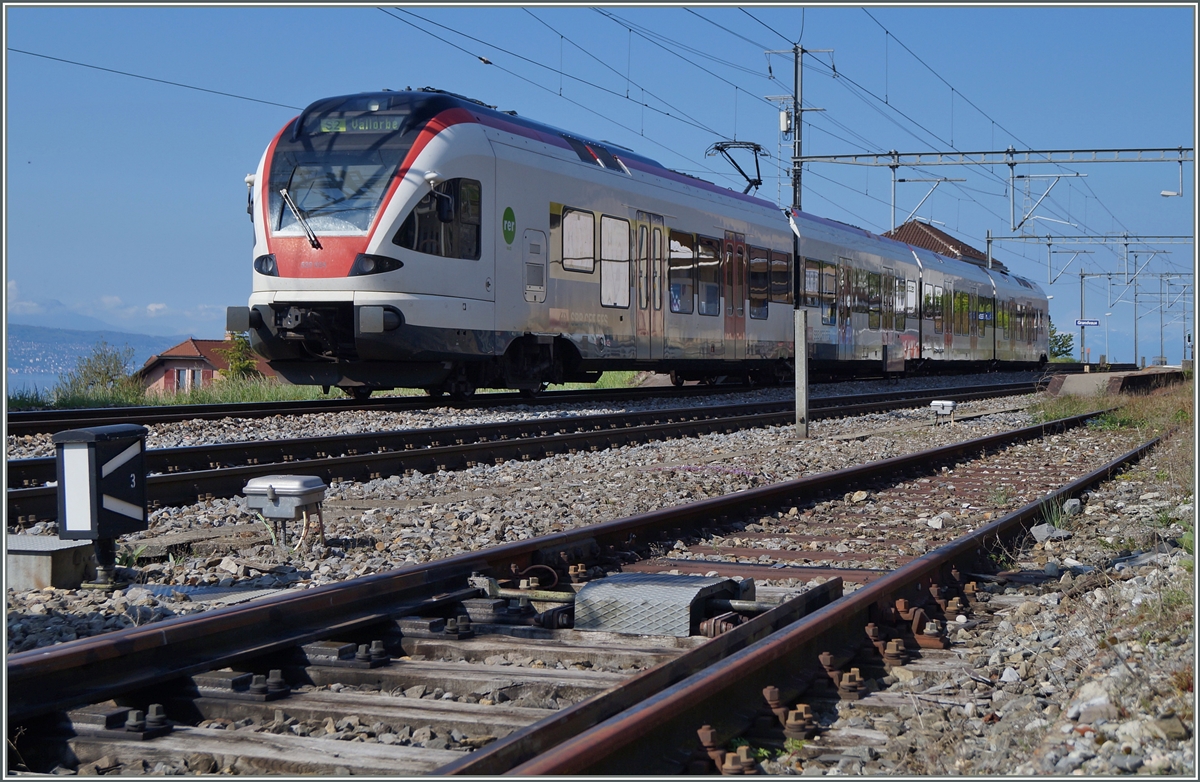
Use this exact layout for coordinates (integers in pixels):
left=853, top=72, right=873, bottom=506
left=987, top=485, right=1013, bottom=507
left=257, top=513, right=279, bottom=548
left=1179, top=523, right=1194, bottom=555
left=782, top=737, right=807, bottom=755
left=115, top=543, right=148, bottom=568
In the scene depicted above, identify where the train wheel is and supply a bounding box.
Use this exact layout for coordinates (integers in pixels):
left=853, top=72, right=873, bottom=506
left=519, top=382, right=548, bottom=400
left=670, top=370, right=685, bottom=387
left=346, top=387, right=373, bottom=400
left=448, top=380, right=476, bottom=401
left=424, top=387, right=445, bottom=398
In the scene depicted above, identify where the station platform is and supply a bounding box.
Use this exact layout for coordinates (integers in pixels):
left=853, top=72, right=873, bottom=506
left=1045, top=365, right=1188, bottom=397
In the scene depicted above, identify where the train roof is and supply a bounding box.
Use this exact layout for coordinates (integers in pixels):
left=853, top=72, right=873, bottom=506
left=289, top=88, right=782, bottom=214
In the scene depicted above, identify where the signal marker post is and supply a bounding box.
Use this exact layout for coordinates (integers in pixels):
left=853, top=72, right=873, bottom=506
left=53, top=424, right=149, bottom=590
left=795, top=309, right=809, bottom=438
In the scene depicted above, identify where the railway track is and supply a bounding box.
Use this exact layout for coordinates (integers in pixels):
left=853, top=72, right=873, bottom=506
left=4, top=364, right=1128, bottom=438
left=8, top=382, right=1041, bottom=525
left=7, top=409, right=1162, bottom=775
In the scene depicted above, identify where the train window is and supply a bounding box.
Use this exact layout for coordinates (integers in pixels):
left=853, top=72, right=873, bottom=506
left=820, top=263, right=836, bottom=326
left=668, top=231, right=695, bottom=314
left=867, top=272, right=881, bottom=331
left=1003, top=299, right=1013, bottom=340
left=932, top=285, right=944, bottom=334
left=562, top=209, right=595, bottom=272
left=600, top=215, right=630, bottom=308
left=637, top=225, right=649, bottom=309
left=851, top=270, right=867, bottom=315
left=392, top=177, right=482, bottom=260
left=953, top=290, right=970, bottom=336
left=696, top=237, right=721, bottom=317
left=979, top=296, right=993, bottom=338
left=881, top=271, right=894, bottom=331
left=894, top=276, right=906, bottom=331
left=749, top=247, right=770, bottom=319
left=652, top=226, right=663, bottom=311
left=770, top=251, right=791, bottom=304
left=803, top=260, right=820, bottom=308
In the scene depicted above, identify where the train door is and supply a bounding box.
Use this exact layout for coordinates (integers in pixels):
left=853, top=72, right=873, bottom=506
left=724, top=232, right=746, bottom=361
left=634, top=211, right=666, bottom=360
left=650, top=215, right=665, bottom=359
left=837, top=258, right=853, bottom=360
left=635, top=212, right=651, bottom=360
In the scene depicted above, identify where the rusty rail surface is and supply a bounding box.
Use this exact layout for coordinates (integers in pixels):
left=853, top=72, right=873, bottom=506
left=496, top=433, right=1163, bottom=775
left=7, top=410, right=1104, bottom=724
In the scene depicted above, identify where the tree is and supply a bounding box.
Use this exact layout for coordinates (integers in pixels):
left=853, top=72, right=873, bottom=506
left=54, top=341, right=144, bottom=402
left=215, top=332, right=262, bottom=380
left=1048, top=317, right=1075, bottom=360
left=56, top=341, right=136, bottom=393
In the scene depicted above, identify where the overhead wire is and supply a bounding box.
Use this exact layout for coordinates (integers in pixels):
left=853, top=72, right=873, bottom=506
left=378, top=8, right=741, bottom=187
left=521, top=9, right=719, bottom=139
left=7, top=47, right=302, bottom=110
left=387, top=8, right=723, bottom=138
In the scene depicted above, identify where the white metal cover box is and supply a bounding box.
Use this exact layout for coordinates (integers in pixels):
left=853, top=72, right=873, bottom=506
left=243, top=475, right=326, bottom=520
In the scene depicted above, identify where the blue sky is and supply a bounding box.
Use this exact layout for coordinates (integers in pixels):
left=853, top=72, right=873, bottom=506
left=4, top=4, right=1196, bottom=364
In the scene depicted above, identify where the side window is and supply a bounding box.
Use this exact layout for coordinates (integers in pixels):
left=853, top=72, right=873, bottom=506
left=600, top=215, right=630, bottom=308
left=652, top=226, right=663, bottom=311
left=933, top=285, right=944, bottom=334
left=820, top=262, right=836, bottom=326
left=637, top=225, right=649, bottom=309
left=696, top=237, right=721, bottom=316
left=562, top=209, right=595, bottom=272
left=392, top=178, right=482, bottom=260
left=749, top=247, right=770, bottom=319
left=668, top=231, right=695, bottom=314
left=803, top=259, right=820, bottom=308
left=894, top=276, right=906, bottom=331
left=770, top=251, right=792, bottom=304
left=867, top=271, right=881, bottom=330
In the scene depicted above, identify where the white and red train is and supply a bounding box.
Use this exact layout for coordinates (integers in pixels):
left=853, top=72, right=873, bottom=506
left=228, top=88, right=1049, bottom=398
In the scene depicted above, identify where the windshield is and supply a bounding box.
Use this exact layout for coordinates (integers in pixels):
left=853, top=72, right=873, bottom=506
left=268, top=110, right=414, bottom=236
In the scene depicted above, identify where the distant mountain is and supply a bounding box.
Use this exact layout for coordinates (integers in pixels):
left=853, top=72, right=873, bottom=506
left=7, top=301, right=126, bottom=332
left=5, top=324, right=195, bottom=376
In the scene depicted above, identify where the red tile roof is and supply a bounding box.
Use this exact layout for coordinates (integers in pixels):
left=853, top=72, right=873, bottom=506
left=140, top=338, right=275, bottom=376
left=883, top=220, right=1008, bottom=273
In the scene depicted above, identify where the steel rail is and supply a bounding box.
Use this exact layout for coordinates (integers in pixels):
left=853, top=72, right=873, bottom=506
left=4, top=366, right=1112, bottom=437
left=7, top=382, right=1041, bottom=523
left=499, top=432, right=1163, bottom=775
left=4, top=384, right=730, bottom=438
left=6, top=381, right=1038, bottom=488
left=6, top=409, right=1105, bottom=724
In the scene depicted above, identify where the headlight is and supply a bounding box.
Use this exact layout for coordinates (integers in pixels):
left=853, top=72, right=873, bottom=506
left=254, top=254, right=278, bottom=276
left=350, top=253, right=403, bottom=276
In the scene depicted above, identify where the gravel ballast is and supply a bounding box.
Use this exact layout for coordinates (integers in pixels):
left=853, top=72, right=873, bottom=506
left=5, top=373, right=1192, bottom=776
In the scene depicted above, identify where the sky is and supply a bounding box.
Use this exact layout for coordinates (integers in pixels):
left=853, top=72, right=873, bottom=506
left=3, top=3, right=1196, bottom=365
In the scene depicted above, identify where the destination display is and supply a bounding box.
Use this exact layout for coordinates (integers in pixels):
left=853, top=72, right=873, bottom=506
left=319, top=116, right=404, bottom=133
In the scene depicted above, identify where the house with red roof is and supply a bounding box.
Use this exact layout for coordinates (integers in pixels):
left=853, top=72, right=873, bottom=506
left=138, top=335, right=277, bottom=393
left=882, top=220, right=1009, bottom=274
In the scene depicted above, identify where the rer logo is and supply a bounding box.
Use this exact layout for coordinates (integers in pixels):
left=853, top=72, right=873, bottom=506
left=502, top=206, right=516, bottom=245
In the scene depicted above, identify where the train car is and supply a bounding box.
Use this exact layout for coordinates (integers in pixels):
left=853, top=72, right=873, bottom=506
left=228, top=88, right=1048, bottom=398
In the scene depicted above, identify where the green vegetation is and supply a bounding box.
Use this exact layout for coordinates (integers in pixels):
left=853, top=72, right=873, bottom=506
left=215, top=332, right=261, bottom=380
left=1048, top=317, right=1075, bottom=360
left=7, top=343, right=645, bottom=411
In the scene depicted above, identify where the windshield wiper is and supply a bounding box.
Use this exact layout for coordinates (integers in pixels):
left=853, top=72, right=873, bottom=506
left=279, top=188, right=322, bottom=249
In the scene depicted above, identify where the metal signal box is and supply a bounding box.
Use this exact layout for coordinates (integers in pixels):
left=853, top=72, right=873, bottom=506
left=53, top=425, right=149, bottom=540
left=244, top=475, right=327, bottom=520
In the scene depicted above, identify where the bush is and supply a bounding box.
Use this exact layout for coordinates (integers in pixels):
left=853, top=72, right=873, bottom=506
left=215, top=333, right=262, bottom=380
left=53, top=341, right=145, bottom=407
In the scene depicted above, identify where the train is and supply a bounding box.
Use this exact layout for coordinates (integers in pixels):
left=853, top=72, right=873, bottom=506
left=227, top=87, right=1049, bottom=399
